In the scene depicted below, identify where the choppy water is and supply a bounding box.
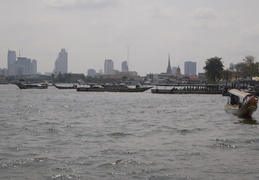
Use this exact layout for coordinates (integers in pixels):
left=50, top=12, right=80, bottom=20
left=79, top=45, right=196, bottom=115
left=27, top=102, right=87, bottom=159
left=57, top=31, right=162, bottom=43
left=0, top=84, right=258, bottom=180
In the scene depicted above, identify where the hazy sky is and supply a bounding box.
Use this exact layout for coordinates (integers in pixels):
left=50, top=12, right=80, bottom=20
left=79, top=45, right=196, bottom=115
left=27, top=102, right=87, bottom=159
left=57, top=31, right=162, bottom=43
left=1, top=0, right=259, bottom=75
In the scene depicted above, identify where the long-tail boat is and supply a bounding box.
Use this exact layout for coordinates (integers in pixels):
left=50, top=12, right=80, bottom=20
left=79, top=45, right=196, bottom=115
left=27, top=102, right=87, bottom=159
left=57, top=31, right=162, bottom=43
left=77, top=84, right=152, bottom=92
left=225, top=89, right=258, bottom=117
left=15, top=82, right=48, bottom=89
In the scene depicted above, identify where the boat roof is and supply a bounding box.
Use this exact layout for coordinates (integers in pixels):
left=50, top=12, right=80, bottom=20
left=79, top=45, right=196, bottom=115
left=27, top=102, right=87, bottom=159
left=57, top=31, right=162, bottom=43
left=228, top=89, right=251, bottom=98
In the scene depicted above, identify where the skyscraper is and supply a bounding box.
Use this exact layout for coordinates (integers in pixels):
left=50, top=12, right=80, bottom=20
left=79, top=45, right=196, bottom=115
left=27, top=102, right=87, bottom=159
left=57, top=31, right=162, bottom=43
left=7, top=50, right=16, bottom=76
left=121, top=61, right=129, bottom=72
left=55, top=49, right=68, bottom=74
left=14, top=57, right=31, bottom=76
left=184, top=61, right=196, bottom=75
left=31, top=59, right=37, bottom=74
left=166, top=54, right=172, bottom=74
left=104, top=59, right=114, bottom=74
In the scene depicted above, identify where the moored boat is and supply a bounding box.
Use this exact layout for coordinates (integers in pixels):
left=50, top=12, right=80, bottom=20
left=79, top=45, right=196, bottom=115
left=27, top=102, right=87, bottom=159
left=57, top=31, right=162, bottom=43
left=53, top=83, right=77, bottom=89
left=15, top=82, right=48, bottom=89
left=77, top=84, right=152, bottom=92
left=151, top=84, right=222, bottom=94
left=225, top=89, right=258, bottom=117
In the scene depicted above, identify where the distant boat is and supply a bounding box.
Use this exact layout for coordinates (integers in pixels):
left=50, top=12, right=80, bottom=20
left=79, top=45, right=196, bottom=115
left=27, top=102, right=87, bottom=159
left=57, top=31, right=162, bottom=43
left=77, top=84, right=152, bottom=92
left=151, top=84, right=222, bottom=94
left=53, top=83, right=77, bottom=89
left=15, top=82, right=48, bottom=89
left=225, top=89, right=258, bottom=117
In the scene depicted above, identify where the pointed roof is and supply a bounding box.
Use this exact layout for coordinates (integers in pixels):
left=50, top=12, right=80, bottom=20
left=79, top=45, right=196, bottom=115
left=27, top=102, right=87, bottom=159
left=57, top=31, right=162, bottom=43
left=166, top=54, right=172, bottom=74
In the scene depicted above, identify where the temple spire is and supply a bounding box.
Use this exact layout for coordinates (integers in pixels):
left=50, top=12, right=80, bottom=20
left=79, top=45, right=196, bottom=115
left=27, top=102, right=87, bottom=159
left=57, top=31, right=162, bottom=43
left=166, top=53, right=172, bottom=74
left=176, top=65, right=181, bottom=76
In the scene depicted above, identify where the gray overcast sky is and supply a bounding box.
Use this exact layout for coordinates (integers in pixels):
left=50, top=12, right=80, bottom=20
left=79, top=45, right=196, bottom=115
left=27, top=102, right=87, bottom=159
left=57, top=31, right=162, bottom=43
left=1, top=0, right=259, bottom=75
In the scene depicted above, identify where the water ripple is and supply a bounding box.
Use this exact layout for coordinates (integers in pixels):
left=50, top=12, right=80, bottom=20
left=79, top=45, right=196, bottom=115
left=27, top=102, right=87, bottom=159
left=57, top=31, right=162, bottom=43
left=0, top=85, right=258, bottom=179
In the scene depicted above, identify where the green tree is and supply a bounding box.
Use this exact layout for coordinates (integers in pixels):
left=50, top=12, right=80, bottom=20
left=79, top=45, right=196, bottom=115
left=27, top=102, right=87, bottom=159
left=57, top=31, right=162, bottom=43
left=243, top=55, right=255, bottom=64
left=253, top=62, right=259, bottom=77
left=233, top=56, right=258, bottom=79
left=242, top=56, right=255, bottom=77
left=233, top=62, right=246, bottom=79
left=203, top=56, right=224, bottom=83
left=222, top=69, right=233, bottom=81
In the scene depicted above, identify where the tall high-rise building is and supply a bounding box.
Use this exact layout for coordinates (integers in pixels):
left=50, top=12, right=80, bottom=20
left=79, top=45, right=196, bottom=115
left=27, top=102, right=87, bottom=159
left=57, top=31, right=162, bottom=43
left=14, top=57, right=31, bottom=76
left=166, top=54, right=172, bottom=74
left=55, top=49, right=68, bottom=74
left=121, top=61, right=129, bottom=72
left=7, top=50, right=16, bottom=76
left=31, top=59, right=37, bottom=74
left=184, top=61, right=196, bottom=75
left=104, top=59, right=114, bottom=74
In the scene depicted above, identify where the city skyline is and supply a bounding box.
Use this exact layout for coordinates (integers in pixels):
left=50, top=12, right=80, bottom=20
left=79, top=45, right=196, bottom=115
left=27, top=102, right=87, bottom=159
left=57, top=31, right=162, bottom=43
left=0, top=48, right=245, bottom=77
left=1, top=0, right=259, bottom=75
left=2, top=48, right=199, bottom=76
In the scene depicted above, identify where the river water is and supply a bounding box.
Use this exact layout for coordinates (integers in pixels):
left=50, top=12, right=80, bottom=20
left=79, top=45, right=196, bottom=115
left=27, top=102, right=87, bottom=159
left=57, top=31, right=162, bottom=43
left=0, top=84, right=258, bottom=180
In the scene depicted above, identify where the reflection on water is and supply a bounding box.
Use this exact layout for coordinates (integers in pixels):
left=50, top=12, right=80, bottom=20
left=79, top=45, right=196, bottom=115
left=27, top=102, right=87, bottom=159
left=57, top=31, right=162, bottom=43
left=236, top=117, right=258, bottom=124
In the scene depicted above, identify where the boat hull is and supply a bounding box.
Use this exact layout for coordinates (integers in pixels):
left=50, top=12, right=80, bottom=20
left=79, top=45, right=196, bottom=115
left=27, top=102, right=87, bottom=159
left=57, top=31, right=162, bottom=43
left=16, top=83, right=48, bottom=89
left=53, top=84, right=77, bottom=89
left=77, top=87, right=151, bottom=92
left=151, top=89, right=222, bottom=94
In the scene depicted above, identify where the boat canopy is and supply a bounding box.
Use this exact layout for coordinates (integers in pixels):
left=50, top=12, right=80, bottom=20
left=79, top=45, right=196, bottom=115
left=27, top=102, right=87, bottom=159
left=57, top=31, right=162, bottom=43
left=228, top=89, right=251, bottom=99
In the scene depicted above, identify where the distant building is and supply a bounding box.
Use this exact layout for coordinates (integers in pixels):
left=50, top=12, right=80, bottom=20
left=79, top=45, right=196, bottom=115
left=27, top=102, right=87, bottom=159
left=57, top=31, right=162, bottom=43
left=178, top=74, right=202, bottom=84
left=166, top=54, right=172, bottom=74
left=14, top=57, right=31, bottom=76
left=104, top=59, right=114, bottom=75
left=184, top=61, right=196, bottom=75
left=121, top=61, right=129, bottom=72
left=4, top=68, right=8, bottom=76
left=6, top=50, right=37, bottom=76
left=31, top=59, right=37, bottom=74
left=55, top=49, right=68, bottom=74
left=176, top=65, right=181, bottom=76
left=95, top=70, right=143, bottom=82
left=44, top=72, right=52, bottom=76
left=98, top=69, right=103, bottom=75
left=87, top=69, right=96, bottom=77
left=172, top=66, right=177, bottom=75
left=7, top=50, right=16, bottom=76
left=0, top=68, right=8, bottom=76
left=198, top=73, right=206, bottom=79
